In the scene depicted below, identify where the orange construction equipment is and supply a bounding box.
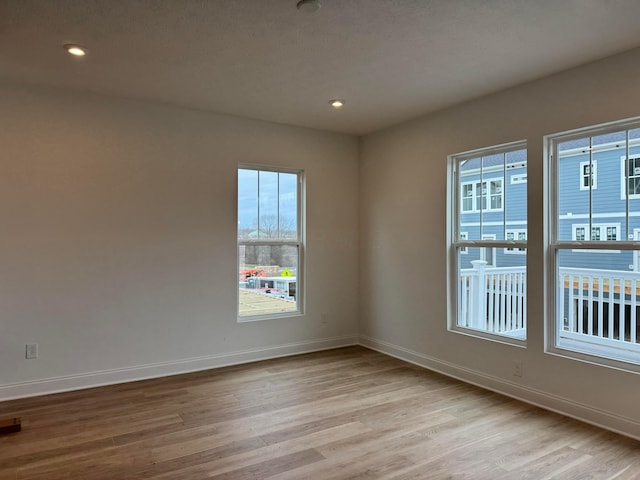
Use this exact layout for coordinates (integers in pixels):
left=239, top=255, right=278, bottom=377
left=239, top=268, right=267, bottom=281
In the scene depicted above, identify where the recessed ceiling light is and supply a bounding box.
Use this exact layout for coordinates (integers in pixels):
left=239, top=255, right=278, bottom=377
left=64, top=44, right=87, bottom=57
left=329, top=99, right=345, bottom=109
left=296, top=0, right=321, bottom=13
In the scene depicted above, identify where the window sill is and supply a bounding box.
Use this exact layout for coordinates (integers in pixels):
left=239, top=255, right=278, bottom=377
left=238, top=311, right=305, bottom=323
left=449, top=325, right=527, bottom=348
left=548, top=333, right=640, bottom=374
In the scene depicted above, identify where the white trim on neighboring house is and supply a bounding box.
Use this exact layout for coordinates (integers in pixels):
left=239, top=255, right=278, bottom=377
left=460, top=221, right=528, bottom=227
left=459, top=161, right=527, bottom=177
left=559, top=212, right=640, bottom=220
left=579, top=160, right=597, bottom=190
left=558, top=138, right=640, bottom=160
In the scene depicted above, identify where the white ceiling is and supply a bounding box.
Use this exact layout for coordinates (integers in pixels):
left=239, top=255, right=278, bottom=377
left=2, top=0, right=640, bottom=135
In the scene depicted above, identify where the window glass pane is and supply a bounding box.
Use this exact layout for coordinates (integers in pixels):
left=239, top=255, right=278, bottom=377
left=258, top=171, right=279, bottom=239
left=505, top=148, right=527, bottom=243
left=279, top=172, right=298, bottom=240
left=461, top=184, right=474, bottom=212
left=592, top=130, right=626, bottom=148
left=457, top=247, right=526, bottom=339
left=459, top=157, right=481, bottom=239
left=558, top=129, right=640, bottom=242
left=238, top=169, right=258, bottom=241
left=482, top=154, right=504, bottom=212
left=239, top=245, right=298, bottom=317
left=558, top=138, right=589, bottom=155
left=558, top=146, right=585, bottom=241
left=556, top=249, right=640, bottom=349
left=481, top=153, right=504, bottom=239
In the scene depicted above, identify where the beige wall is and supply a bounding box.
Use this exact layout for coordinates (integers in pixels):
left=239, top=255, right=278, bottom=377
left=3, top=46, right=640, bottom=438
left=359, top=48, right=640, bottom=438
left=0, top=83, right=359, bottom=395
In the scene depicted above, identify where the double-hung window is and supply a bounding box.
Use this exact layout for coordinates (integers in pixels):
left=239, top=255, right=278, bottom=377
left=449, top=142, right=527, bottom=342
left=237, top=166, right=304, bottom=320
left=548, top=118, right=640, bottom=368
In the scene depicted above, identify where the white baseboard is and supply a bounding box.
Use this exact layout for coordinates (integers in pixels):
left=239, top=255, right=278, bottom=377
left=0, top=335, right=358, bottom=401
left=358, top=335, right=640, bottom=441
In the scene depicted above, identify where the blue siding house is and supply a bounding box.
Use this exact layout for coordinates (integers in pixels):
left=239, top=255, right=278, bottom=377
left=459, top=132, right=640, bottom=272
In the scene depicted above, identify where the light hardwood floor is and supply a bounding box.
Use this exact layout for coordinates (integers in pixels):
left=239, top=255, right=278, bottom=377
left=0, top=346, right=638, bottom=479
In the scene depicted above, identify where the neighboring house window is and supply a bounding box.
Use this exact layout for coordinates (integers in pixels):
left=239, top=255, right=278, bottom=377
left=505, top=230, right=527, bottom=254
left=579, top=160, right=597, bottom=190
left=459, top=232, right=468, bottom=254
left=449, top=142, right=527, bottom=342
left=511, top=174, right=527, bottom=184
left=548, top=118, right=640, bottom=370
left=621, top=155, right=640, bottom=198
left=572, top=224, right=619, bottom=243
left=237, top=166, right=304, bottom=320
left=460, top=178, right=503, bottom=212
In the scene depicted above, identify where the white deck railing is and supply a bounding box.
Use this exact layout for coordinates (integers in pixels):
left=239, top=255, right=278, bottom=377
left=460, top=262, right=640, bottom=351
left=558, top=267, right=640, bottom=346
left=459, top=261, right=526, bottom=338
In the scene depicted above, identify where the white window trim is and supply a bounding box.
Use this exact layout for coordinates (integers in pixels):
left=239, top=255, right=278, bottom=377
left=620, top=155, right=640, bottom=200
left=460, top=177, right=504, bottom=213
left=237, top=165, right=305, bottom=322
left=579, top=160, right=597, bottom=190
left=546, top=116, right=640, bottom=373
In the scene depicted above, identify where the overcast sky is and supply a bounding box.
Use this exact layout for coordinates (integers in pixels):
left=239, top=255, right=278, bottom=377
left=238, top=169, right=297, bottom=233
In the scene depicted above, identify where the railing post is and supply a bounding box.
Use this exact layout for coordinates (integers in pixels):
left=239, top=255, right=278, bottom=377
left=470, top=260, right=488, bottom=330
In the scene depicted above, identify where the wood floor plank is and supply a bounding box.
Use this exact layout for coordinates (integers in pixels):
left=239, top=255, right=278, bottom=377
left=0, top=346, right=638, bottom=479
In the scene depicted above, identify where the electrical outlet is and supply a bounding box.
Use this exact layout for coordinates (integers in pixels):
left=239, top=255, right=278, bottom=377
left=512, top=360, right=522, bottom=378
left=25, top=343, right=38, bottom=359
left=321, top=312, right=328, bottom=325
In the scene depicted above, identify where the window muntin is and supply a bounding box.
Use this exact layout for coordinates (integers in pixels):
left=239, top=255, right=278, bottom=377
left=450, top=142, right=527, bottom=342
left=548, top=119, right=640, bottom=369
left=238, top=166, right=303, bottom=320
